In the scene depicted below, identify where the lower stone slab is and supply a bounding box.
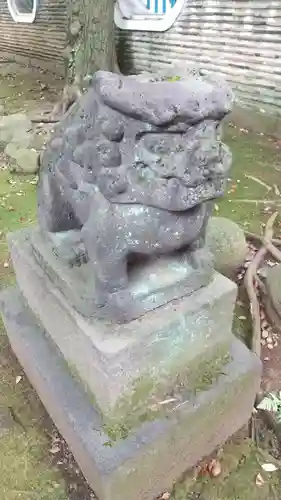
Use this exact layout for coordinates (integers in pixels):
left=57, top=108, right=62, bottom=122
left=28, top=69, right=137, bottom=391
left=0, top=286, right=261, bottom=500
left=8, top=228, right=237, bottom=417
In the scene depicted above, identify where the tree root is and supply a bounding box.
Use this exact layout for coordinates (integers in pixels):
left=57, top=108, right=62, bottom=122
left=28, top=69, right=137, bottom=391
left=244, top=212, right=281, bottom=443
left=31, top=83, right=82, bottom=124
left=245, top=231, right=281, bottom=248
left=244, top=212, right=278, bottom=359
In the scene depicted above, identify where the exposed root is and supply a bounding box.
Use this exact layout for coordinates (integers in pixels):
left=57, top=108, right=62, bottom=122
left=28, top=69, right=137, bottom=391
left=244, top=246, right=266, bottom=359
left=244, top=212, right=278, bottom=359
left=31, top=83, right=82, bottom=124
left=244, top=212, right=281, bottom=443
left=264, top=240, right=281, bottom=263
left=245, top=231, right=281, bottom=248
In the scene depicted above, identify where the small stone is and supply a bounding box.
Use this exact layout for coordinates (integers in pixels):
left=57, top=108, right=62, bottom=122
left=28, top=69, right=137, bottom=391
left=0, top=113, right=32, bottom=150
left=268, top=344, right=274, bottom=350
left=62, top=45, right=72, bottom=60
left=261, top=330, right=269, bottom=340
left=161, top=493, right=171, bottom=500
left=70, top=19, right=81, bottom=37
left=12, top=148, right=39, bottom=174
left=261, top=339, right=266, bottom=346
left=72, top=3, right=80, bottom=14
left=206, top=217, right=248, bottom=279
left=267, top=336, right=273, bottom=344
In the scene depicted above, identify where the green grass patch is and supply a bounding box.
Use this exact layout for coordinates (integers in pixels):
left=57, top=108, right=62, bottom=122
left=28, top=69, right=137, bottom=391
left=217, top=125, right=281, bottom=235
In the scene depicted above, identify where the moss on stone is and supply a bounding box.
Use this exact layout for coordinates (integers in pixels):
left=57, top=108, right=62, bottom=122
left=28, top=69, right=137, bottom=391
left=188, top=352, right=231, bottom=394
left=102, top=345, right=231, bottom=444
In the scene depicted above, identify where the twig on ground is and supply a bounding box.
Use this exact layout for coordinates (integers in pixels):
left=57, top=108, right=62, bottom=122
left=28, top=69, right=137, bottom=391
left=244, top=174, right=272, bottom=192
left=231, top=199, right=281, bottom=204
left=31, top=117, right=60, bottom=124
left=245, top=231, right=281, bottom=248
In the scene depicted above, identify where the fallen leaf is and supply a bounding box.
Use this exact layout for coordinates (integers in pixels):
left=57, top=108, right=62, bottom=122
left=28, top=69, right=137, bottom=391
left=256, top=473, right=265, bottom=486
left=15, top=375, right=22, bottom=384
left=50, top=444, right=60, bottom=454
left=158, top=398, right=177, bottom=406
left=208, top=459, right=221, bottom=477
left=261, top=463, right=278, bottom=472
left=161, top=493, right=171, bottom=500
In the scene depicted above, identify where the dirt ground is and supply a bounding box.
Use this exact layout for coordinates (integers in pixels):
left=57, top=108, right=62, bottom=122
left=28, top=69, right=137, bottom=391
left=1, top=63, right=281, bottom=500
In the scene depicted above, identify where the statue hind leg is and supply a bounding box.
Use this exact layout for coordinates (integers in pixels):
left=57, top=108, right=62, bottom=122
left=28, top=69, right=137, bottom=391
left=37, top=171, right=87, bottom=266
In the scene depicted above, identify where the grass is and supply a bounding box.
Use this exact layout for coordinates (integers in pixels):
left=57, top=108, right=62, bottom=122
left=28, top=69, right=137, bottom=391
left=218, top=125, right=281, bottom=234
left=1, top=76, right=281, bottom=499
left=0, top=327, right=67, bottom=500
left=0, top=170, right=37, bottom=286
left=172, top=438, right=281, bottom=500
left=0, top=171, right=68, bottom=499
left=0, top=73, right=68, bottom=500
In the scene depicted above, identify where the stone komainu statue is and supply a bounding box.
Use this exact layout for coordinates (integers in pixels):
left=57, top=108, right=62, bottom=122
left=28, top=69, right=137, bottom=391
left=37, top=70, right=233, bottom=322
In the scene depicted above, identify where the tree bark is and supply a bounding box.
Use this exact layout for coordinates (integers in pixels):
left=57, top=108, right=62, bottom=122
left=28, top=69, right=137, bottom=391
left=45, top=0, right=118, bottom=119
left=65, top=0, right=117, bottom=87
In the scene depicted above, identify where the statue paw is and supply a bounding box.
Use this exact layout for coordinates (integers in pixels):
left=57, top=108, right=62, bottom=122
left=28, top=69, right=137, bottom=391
left=49, top=230, right=88, bottom=267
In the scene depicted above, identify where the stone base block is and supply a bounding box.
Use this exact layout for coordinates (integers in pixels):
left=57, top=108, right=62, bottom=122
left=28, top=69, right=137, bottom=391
left=0, top=286, right=261, bottom=500
left=30, top=225, right=213, bottom=320
left=8, top=228, right=237, bottom=418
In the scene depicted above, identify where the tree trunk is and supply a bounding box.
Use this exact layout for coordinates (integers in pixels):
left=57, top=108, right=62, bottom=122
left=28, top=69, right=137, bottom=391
left=65, top=0, right=117, bottom=87
left=44, top=0, right=119, bottom=119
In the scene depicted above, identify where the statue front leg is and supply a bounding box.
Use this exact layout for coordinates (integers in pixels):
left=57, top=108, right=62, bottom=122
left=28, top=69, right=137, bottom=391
left=81, top=198, right=138, bottom=319
left=47, top=230, right=88, bottom=267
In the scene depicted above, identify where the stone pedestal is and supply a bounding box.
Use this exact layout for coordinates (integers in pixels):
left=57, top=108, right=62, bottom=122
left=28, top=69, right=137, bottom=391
left=0, top=227, right=262, bottom=500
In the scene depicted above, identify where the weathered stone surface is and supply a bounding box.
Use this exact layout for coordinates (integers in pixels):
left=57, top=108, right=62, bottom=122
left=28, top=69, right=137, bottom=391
left=206, top=217, right=248, bottom=278
left=0, top=286, right=261, bottom=500
left=37, top=70, right=233, bottom=322
left=8, top=227, right=237, bottom=418
left=266, top=263, right=281, bottom=318
left=0, top=112, right=39, bottom=174
left=31, top=225, right=214, bottom=320
left=0, top=113, right=32, bottom=147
